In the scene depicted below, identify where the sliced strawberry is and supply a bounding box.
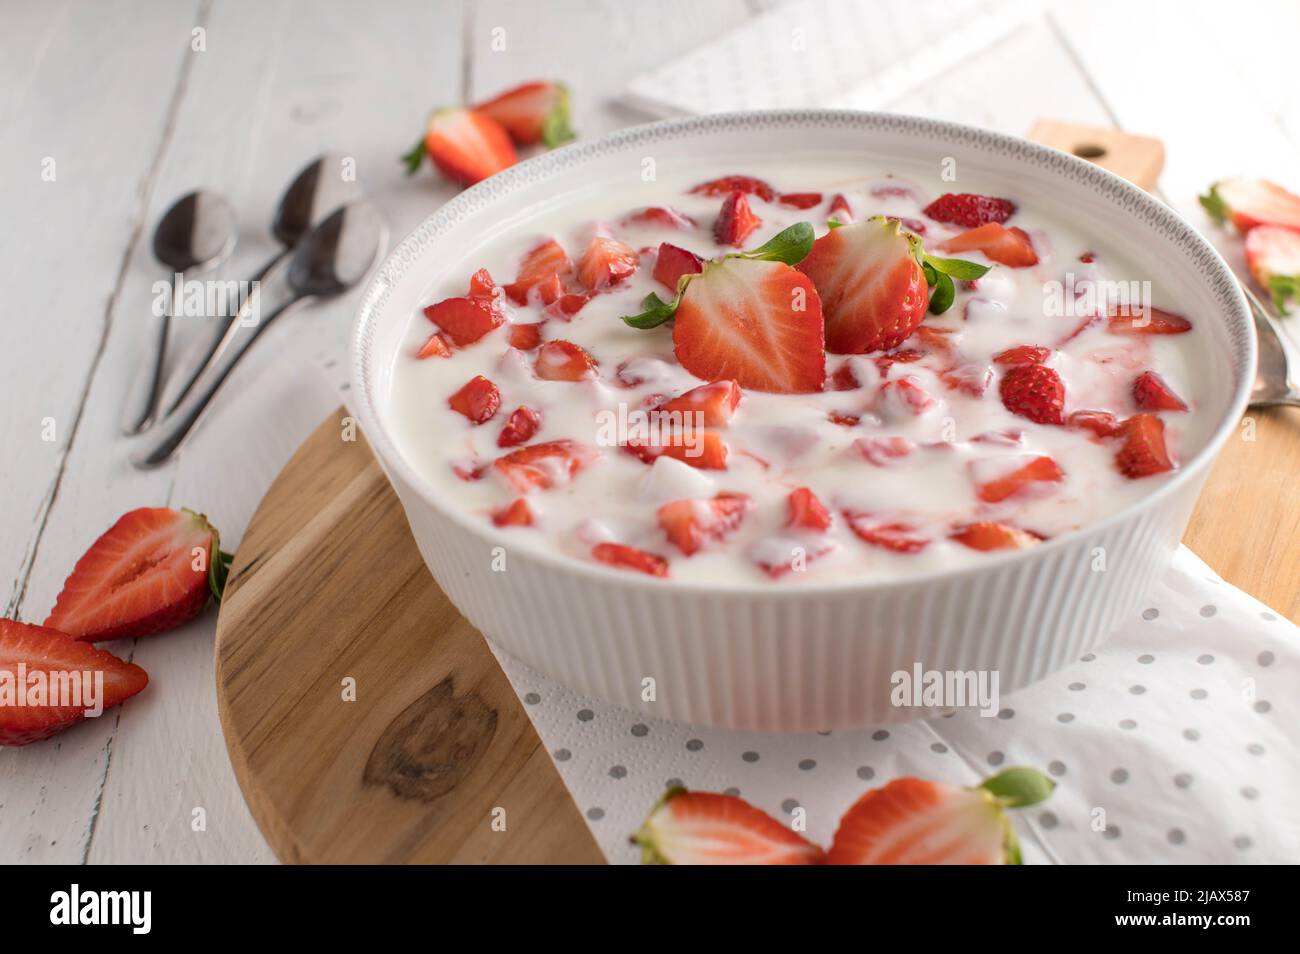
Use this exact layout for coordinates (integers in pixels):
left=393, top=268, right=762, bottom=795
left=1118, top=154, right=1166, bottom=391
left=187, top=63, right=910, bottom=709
left=1245, top=224, right=1300, bottom=312
left=623, top=206, right=696, bottom=229
left=507, top=322, right=545, bottom=350
left=922, top=193, right=1017, bottom=228
left=845, top=513, right=929, bottom=553
left=713, top=191, right=761, bottom=247
left=787, top=487, right=832, bottom=532
left=950, top=521, right=1041, bottom=551
left=492, top=440, right=598, bottom=493
left=854, top=435, right=915, bottom=467
left=592, top=542, right=668, bottom=578
left=880, top=375, right=938, bottom=415
left=1115, top=413, right=1174, bottom=478
left=491, top=498, right=534, bottom=527
left=467, top=267, right=498, bottom=301
left=415, top=331, right=453, bottom=359
left=0, top=619, right=149, bottom=745
left=654, top=380, right=742, bottom=427
left=970, top=455, right=1064, bottom=503
left=797, top=216, right=927, bottom=354
left=657, top=493, right=752, bottom=556
left=547, top=290, right=591, bottom=319
left=414, top=107, right=517, bottom=187
left=535, top=339, right=597, bottom=381
left=1107, top=305, right=1192, bottom=335
left=447, top=375, right=501, bottom=424
left=573, top=236, right=635, bottom=292
left=652, top=242, right=704, bottom=294
left=635, top=787, right=824, bottom=865
left=473, top=80, right=573, bottom=147
left=993, top=345, right=1050, bottom=366
left=423, top=295, right=504, bottom=346
left=503, top=238, right=573, bottom=305
left=941, top=223, right=1037, bottom=267
left=1200, top=177, right=1300, bottom=233
left=829, top=363, right=861, bottom=391
left=938, top=363, right=993, bottom=398
left=689, top=175, right=777, bottom=203
left=672, top=257, right=826, bottom=393
left=44, top=508, right=223, bottom=642
left=1132, top=370, right=1188, bottom=412
left=625, top=431, right=729, bottom=471
left=1067, top=409, right=1119, bottom=439
left=827, top=193, right=854, bottom=224
left=497, top=405, right=541, bottom=447
left=999, top=363, right=1065, bottom=425
left=826, top=768, right=1054, bottom=864
left=778, top=192, right=823, bottom=209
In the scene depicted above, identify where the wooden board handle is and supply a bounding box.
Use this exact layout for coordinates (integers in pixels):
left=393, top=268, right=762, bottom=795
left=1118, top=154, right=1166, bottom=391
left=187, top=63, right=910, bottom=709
left=1028, top=120, right=1165, bottom=191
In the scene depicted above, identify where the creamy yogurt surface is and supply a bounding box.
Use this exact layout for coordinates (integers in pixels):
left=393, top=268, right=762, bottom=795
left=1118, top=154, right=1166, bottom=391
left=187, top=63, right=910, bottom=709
left=384, top=159, right=1214, bottom=585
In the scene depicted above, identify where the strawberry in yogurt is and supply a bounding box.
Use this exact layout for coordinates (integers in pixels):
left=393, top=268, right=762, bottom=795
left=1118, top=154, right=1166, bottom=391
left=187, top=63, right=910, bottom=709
left=387, top=161, right=1209, bottom=584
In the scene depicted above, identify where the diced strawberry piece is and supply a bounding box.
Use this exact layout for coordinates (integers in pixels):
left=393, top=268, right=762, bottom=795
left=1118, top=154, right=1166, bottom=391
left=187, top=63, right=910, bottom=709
left=634, top=787, right=825, bottom=864
left=713, top=191, right=761, bottom=247
left=1244, top=224, right=1300, bottom=312
left=417, top=107, right=517, bottom=187
left=1115, top=413, right=1174, bottom=478
left=503, top=238, right=573, bottom=304
left=853, top=436, right=916, bottom=467
left=999, top=363, right=1065, bottom=425
left=993, top=345, right=1051, bottom=366
left=44, top=508, right=221, bottom=642
left=624, top=431, right=729, bottom=471
left=939, top=363, right=993, bottom=397
left=507, top=322, right=545, bottom=350
left=880, top=375, right=938, bottom=415
left=787, top=487, right=832, bottom=532
left=423, top=295, right=504, bottom=346
left=451, top=460, right=487, bottom=482
left=827, top=193, right=854, bottom=224
left=882, top=347, right=926, bottom=365
left=467, top=267, right=498, bottom=300
left=941, top=223, right=1037, bottom=267
left=0, top=619, right=149, bottom=745
left=576, top=235, right=639, bottom=291
left=754, top=539, right=833, bottom=579
left=657, top=493, right=752, bottom=556
left=829, top=411, right=860, bottom=427
left=491, top=498, right=534, bottom=527
left=912, top=325, right=956, bottom=353
left=535, top=339, right=597, bottom=381
left=1107, top=305, right=1192, bottom=335
left=415, top=331, right=453, bottom=359
left=778, top=192, right=823, bottom=209
left=448, top=374, right=502, bottom=424
left=798, top=217, right=927, bottom=354
left=1067, top=409, right=1119, bottom=439
left=654, top=380, right=742, bottom=427
left=623, top=206, right=696, bottom=229
left=870, top=183, right=919, bottom=201
left=473, top=80, right=573, bottom=147
left=830, top=363, right=861, bottom=391
left=899, top=217, right=928, bottom=236
left=922, top=193, right=1017, bottom=228
left=689, top=175, right=777, bottom=203
left=673, top=258, right=826, bottom=393
left=1201, top=177, right=1300, bottom=233
left=533, top=272, right=563, bottom=305
left=1132, top=370, right=1188, bottom=412
left=497, top=405, right=541, bottom=447
left=971, top=429, right=1024, bottom=446
left=950, top=521, right=1041, bottom=551
left=653, top=242, right=704, bottom=292
left=1056, top=314, right=1100, bottom=346
left=592, top=542, right=669, bottom=577
left=845, top=513, right=930, bottom=553
left=551, top=292, right=590, bottom=317
left=492, top=440, right=598, bottom=493
left=970, top=455, right=1064, bottom=503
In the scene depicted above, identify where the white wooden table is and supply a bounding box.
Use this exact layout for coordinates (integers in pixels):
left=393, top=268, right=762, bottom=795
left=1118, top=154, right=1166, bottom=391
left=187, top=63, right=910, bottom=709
left=3, top=0, right=1297, bottom=864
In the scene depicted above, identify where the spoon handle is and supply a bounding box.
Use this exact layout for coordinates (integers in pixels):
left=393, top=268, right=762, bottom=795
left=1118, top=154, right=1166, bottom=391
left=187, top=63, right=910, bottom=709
left=120, top=287, right=177, bottom=435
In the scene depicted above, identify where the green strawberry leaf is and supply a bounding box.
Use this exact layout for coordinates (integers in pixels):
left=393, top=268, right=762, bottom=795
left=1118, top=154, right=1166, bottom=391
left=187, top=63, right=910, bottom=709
left=541, top=85, right=576, bottom=148
left=922, top=261, right=939, bottom=286
left=980, top=766, right=1056, bottom=808
left=622, top=291, right=679, bottom=329
left=1268, top=274, right=1299, bottom=314
left=400, top=135, right=426, bottom=176
left=927, top=271, right=955, bottom=315
left=827, top=218, right=845, bottom=229
left=1198, top=183, right=1229, bottom=225
left=924, top=253, right=991, bottom=281
left=732, top=222, right=815, bottom=266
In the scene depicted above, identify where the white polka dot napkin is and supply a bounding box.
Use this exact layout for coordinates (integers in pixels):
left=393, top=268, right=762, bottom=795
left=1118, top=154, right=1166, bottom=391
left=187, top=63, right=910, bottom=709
left=490, top=545, right=1298, bottom=864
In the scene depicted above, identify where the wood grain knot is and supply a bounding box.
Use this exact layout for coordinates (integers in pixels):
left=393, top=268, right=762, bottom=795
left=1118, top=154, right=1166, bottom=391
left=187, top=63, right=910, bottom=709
left=363, top=676, right=497, bottom=802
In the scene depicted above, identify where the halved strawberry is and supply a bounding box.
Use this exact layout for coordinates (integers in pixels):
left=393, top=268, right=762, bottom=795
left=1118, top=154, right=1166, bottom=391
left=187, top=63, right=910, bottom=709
left=1200, top=177, right=1300, bottom=233
left=415, top=331, right=453, bottom=359
left=491, top=498, right=534, bottom=528
left=787, top=487, right=832, bottom=532
left=504, top=238, right=573, bottom=305
left=592, top=542, right=668, bottom=578
left=423, top=295, right=504, bottom=346
left=970, top=455, right=1064, bottom=503
left=672, top=257, right=826, bottom=393
left=713, top=191, right=761, bottom=247
left=657, top=493, right=752, bottom=556
left=922, top=193, right=1016, bottom=228
left=492, top=440, right=598, bottom=493
left=44, top=508, right=225, bottom=642
left=999, top=363, right=1065, bottom=425
left=941, top=223, right=1037, bottom=267
left=1067, top=409, right=1119, bottom=439
left=1115, top=413, right=1174, bottom=478
left=403, top=107, right=517, bottom=187
left=993, top=345, right=1050, bottom=366
left=853, top=435, right=915, bottom=467
left=825, top=767, right=1054, bottom=865
left=654, top=380, right=742, bottom=427
left=448, top=375, right=501, bottom=424
left=779, top=192, right=823, bottom=209
left=497, top=405, right=541, bottom=447
left=689, top=175, right=777, bottom=203
left=653, top=242, right=704, bottom=292
left=1132, top=370, right=1188, bottom=412
left=576, top=235, right=638, bottom=291
left=1107, top=305, right=1192, bottom=335
left=634, top=787, right=824, bottom=864
left=624, top=206, right=696, bottom=229
left=535, top=339, right=597, bottom=381
left=507, top=322, right=545, bottom=351
left=0, top=619, right=149, bottom=745
left=625, top=430, right=729, bottom=470
left=1245, top=224, right=1300, bottom=313
left=845, top=513, right=929, bottom=553
left=473, top=80, right=574, bottom=147
left=797, top=216, right=927, bottom=354
left=950, top=521, right=1041, bottom=551
left=827, top=193, right=854, bottom=224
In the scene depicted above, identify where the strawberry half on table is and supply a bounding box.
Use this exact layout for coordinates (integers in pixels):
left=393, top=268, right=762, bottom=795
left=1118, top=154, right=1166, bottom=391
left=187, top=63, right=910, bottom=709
left=0, top=619, right=149, bottom=746
left=402, top=106, right=518, bottom=187
left=1245, top=224, right=1300, bottom=313
left=1200, top=176, right=1300, bottom=233
left=44, top=508, right=229, bottom=643
left=633, top=787, right=826, bottom=864
left=473, top=80, right=575, bottom=148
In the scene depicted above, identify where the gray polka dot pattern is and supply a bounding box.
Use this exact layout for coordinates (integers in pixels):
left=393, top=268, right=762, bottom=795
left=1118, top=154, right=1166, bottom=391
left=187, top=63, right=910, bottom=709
left=856, top=766, right=875, bottom=781
left=1048, top=760, right=1067, bottom=777
left=1111, top=768, right=1129, bottom=784
left=741, top=751, right=759, bottom=763
left=523, top=692, right=540, bottom=705
left=685, top=738, right=703, bottom=752
left=798, top=758, right=816, bottom=771
left=1200, top=605, right=1218, bottom=618
left=781, top=799, right=799, bottom=814
left=631, top=724, right=649, bottom=737
left=609, top=765, right=627, bottom=780
left=1142, top=608, right=1159, bottom=620
left=576, top=709, right=593, bottom=722
left=987, top=751, right=1005, bottom=766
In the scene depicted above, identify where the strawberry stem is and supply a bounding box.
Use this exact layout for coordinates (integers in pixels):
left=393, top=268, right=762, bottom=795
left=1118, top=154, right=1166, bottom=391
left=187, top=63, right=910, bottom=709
left=400, top=135, right=426, bottom=175
left=979, top=766, right=1056, bottom=808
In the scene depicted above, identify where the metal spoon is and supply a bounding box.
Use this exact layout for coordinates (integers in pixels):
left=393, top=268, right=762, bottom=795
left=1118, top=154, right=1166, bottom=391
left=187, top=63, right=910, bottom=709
left=158, top=155, right=360, bottom=415
left=1244, top=284, right=1300, bottom=407
left=121, top=190, right=237, bottom=435
left=132, top=201, right=386, bottom=468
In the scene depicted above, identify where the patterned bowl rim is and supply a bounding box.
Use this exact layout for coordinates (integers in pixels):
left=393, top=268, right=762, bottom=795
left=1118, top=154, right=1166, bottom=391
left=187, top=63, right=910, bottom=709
left=351, top=108, right=1256, bottom=594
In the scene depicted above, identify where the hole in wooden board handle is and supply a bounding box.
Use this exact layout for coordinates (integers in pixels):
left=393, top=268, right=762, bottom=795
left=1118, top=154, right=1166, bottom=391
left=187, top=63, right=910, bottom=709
left=1028, top=120, right=1165, bottom=191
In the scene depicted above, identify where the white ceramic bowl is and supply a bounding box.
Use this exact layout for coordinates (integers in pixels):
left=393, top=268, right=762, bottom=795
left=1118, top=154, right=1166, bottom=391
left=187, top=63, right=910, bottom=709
left=351, top=111, right=1254, bottom=731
